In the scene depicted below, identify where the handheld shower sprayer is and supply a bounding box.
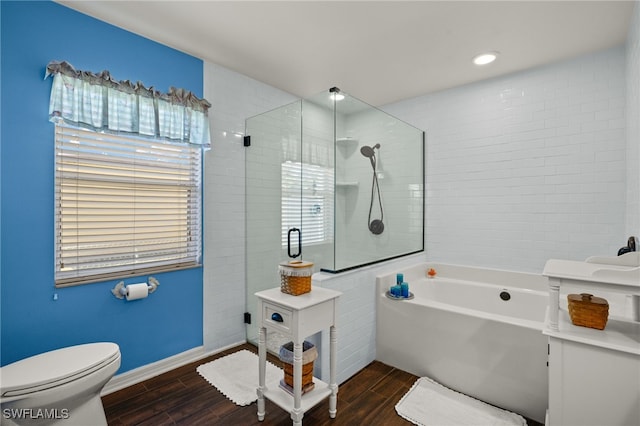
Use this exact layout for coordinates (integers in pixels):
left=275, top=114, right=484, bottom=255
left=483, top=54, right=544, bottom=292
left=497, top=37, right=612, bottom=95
left=360, top=144, right=384, bottom=235
left=359, top=144, right=380, bottom=158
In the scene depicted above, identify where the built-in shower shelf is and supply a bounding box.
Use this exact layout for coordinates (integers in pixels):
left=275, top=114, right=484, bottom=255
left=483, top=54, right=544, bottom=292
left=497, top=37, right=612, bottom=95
left=336, top=181, right=359, bottom=188
left=336, top=137, right=358, bottom=144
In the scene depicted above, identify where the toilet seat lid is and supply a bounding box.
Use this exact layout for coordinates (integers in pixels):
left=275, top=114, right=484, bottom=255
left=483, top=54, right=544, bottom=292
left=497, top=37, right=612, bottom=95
left=1, top=342, right=120, bottom=397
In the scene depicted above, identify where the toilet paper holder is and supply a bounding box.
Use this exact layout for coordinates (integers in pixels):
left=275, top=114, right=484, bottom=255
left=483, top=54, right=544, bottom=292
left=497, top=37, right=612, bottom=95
left=111, top=277, right=160, bottom=300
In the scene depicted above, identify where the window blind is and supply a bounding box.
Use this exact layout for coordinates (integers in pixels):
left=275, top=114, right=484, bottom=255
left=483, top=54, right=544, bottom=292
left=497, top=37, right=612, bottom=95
left=54, top=124, right=202, bottom=286
left=281, top=161, right=334, bottom=246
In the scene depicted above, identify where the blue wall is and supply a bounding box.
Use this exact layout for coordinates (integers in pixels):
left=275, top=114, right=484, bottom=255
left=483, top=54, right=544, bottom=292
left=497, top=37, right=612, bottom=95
left=1, top=1, right=204, bottom=372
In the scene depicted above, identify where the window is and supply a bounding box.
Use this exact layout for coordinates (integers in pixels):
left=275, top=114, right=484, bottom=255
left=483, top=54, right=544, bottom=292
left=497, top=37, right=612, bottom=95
left=54, top=124, right=202, bottom=287
left=46, top=61, right=209, bottom=286
left=281, top=161, right=334, bottom=246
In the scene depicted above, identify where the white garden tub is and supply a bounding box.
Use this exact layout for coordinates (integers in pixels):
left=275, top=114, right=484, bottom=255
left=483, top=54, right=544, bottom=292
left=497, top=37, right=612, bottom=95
left=376, top=263, right=548, bottom=423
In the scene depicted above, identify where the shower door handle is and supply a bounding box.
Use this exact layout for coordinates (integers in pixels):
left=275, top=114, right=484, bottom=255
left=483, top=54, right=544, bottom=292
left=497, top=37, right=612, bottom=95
left=287, top=227, right=301, bottom=259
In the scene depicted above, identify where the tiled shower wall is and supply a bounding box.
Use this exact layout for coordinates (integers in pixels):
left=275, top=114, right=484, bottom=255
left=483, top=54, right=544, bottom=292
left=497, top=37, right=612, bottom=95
left=202, top=63, right=297, bottom=351
left=384, top=46, right=630, bottom=272
left=627, top=2, right=640, bottom=239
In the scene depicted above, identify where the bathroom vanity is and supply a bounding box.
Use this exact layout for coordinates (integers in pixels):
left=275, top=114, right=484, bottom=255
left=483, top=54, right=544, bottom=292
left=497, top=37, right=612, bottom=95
left=255, top=287, right=341, bottom=426
left=543, top=252, right=640, bottom=426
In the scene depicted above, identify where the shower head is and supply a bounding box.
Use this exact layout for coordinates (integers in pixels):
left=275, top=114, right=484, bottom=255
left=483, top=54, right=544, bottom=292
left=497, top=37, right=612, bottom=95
left=360, top=146, right=374, bottom=158
left=360, top=144, right=381, bottom=158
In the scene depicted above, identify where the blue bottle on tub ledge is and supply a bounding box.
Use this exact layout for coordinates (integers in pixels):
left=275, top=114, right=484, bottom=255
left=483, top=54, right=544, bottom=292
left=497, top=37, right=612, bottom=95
left=401, top=281, right=409, bottom=298
left=390, top=273, right=403, bottom=297
left=391, top=285, right=401, bottom=297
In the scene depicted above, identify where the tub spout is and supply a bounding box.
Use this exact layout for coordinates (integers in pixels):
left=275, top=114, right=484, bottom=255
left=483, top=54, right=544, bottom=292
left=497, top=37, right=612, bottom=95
left=617, top=236, right=637, bottom=256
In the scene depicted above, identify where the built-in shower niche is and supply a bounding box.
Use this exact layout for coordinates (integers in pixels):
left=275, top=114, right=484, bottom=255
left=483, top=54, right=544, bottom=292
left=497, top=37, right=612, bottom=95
left=335, top=137, right=360, bottom=187
left=245, top=87, right=424, bottom=280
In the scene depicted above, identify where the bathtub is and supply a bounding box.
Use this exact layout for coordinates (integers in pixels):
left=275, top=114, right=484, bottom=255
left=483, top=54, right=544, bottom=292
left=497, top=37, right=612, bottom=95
left=376, top=263, right=548, bottom=423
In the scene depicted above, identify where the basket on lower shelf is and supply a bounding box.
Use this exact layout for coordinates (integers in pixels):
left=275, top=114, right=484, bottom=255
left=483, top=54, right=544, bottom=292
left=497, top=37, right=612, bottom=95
left=567, top=293, right=609, bottom=330
left=278, top=341, right=318, bottom=394
left=279, top=261, right=314, bottom=296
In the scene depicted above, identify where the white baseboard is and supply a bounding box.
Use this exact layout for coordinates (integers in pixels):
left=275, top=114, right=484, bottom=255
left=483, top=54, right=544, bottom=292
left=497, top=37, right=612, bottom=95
left=101, top=340, right=246, bottom=396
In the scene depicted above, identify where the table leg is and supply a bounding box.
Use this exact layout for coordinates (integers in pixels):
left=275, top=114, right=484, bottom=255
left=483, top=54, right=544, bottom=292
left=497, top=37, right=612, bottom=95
left=257, top=326, right=266, bottom=421
left=290, top=340, right=303, bottom=425
left=629, top=295, right=640, bottom=321
left=549, top=280, right=560, bottom=331
left=329, top=325, right=338, bottom=418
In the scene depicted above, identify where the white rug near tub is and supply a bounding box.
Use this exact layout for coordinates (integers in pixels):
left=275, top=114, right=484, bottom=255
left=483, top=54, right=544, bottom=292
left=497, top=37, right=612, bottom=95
left=196, top=350, right=282, bottom=406
left=396, top=377, right=526, bottom=426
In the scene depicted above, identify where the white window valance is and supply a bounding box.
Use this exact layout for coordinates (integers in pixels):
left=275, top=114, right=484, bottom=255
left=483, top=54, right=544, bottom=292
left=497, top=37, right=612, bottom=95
left=45, top=60, right=211, bottom=148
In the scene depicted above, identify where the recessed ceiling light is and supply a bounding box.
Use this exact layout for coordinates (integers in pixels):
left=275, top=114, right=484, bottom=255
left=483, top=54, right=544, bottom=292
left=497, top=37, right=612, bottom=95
left=473, top=52, right=499, bottom=66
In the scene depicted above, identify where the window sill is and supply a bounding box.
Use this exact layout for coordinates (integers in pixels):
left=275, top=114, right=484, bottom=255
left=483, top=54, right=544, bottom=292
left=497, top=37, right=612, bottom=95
left=55, top=262, right=202, bottom=288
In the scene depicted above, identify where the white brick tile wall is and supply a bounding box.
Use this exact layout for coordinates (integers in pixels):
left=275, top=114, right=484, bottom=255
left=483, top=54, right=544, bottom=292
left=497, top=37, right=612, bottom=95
left=202, top=62, right=297, bottom=351
left=313, top=252, right=426, bottom=384
left=384, top=46, right=630, bottom=272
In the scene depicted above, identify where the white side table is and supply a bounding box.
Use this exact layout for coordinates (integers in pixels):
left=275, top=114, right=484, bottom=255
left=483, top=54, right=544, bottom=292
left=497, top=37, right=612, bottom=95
left=256, top=286, right=341, bottom=425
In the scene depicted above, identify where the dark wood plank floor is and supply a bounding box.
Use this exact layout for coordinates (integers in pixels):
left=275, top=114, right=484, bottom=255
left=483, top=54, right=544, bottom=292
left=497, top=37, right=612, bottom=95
left=102, top=343, right=543, bottom=425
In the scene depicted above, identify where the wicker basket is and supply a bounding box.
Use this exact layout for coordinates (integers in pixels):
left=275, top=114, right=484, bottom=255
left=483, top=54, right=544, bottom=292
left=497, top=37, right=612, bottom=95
left=279, top=261, right=313, bottom=296
left=279, top=341, right=318, bottom=388
left=567, top=293, right=609, bottom=330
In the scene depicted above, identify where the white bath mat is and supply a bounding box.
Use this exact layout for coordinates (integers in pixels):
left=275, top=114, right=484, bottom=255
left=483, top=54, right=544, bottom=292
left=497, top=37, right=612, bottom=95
left=396, top=377, right=526, bottom=426
left=196, top=349, right=282, bottom=406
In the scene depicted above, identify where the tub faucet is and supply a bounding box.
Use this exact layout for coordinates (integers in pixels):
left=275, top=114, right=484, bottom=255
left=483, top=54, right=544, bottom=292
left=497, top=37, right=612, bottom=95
left=617, top=236, right=637, bottom=256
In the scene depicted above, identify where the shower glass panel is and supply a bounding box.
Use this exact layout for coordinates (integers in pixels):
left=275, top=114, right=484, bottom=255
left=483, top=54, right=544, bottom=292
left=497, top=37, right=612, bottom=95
left=245, top=101, right=302, bottom=347
left=245, top=89, right=423, bottom=346
left=244, top=99, right=334, bottom=347
left=332, top=93, right=424, bottom=271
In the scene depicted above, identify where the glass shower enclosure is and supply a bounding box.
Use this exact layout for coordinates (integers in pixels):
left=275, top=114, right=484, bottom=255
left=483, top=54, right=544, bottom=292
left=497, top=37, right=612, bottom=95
left=245, top=88, right=424, bottom=346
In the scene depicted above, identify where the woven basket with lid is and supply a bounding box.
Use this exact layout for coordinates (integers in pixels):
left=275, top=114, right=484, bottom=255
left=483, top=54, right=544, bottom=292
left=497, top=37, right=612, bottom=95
left=279, top=341, right=318, bottom=389
left=279, top=260, right=314, bottom=295
left=567, top=293, right=609, bottom=330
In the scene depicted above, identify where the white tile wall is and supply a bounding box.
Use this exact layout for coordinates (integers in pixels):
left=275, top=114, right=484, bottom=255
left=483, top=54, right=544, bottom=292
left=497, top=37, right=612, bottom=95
left=202, top=62, right=297, bottom=351
left=383, top=46, right=629, bottom=273
left=313, top=252, right=426, bottom=384
left=627, top=2, right=640, bottom=238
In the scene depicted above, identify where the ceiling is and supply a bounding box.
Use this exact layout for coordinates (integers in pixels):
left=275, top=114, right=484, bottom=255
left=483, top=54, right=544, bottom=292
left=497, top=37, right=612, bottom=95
left=57, top=1, right=635, bottom=106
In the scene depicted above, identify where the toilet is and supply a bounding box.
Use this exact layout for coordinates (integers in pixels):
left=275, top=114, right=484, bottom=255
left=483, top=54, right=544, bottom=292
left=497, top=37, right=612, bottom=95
left=0, top=342, right=121, bottom=425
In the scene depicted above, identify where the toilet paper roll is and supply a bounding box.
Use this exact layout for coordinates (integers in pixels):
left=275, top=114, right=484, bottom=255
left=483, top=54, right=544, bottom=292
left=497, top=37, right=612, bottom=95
left=125, top=283, right=149, bottom=301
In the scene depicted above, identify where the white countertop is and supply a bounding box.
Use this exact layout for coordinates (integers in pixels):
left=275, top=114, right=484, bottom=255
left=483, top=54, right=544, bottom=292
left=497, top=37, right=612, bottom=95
left=543, top=252, right=640, bottom=287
